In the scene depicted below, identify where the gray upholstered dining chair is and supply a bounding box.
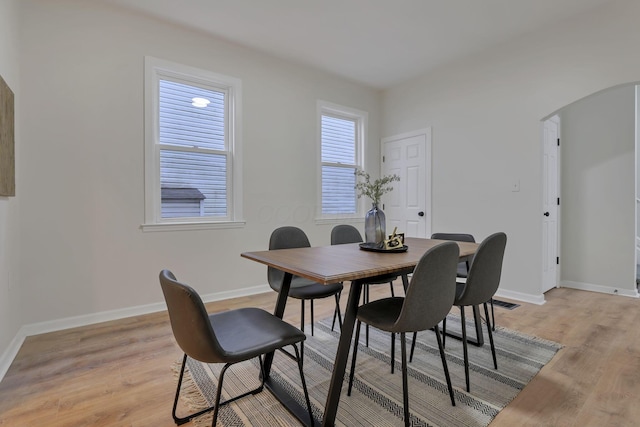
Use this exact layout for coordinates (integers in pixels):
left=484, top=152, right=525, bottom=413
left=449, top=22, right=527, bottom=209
left=441, top=232, right=507, bottom=392
left=159, top=269, right=313, bottom=427
left=268, top=226, right=344, bottom=336
left=431, top=232, right=496, bottom=330
left=330, top=224, right=400, bottom=345
left=347, top=241, right=460, bottom=426
left=431, top=233, right=475, bottom=277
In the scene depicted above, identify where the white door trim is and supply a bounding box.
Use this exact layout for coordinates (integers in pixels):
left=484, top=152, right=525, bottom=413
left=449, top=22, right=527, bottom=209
left=541, top=115, right=560, bottom=294
left=381, top=128, right=432, bottom=238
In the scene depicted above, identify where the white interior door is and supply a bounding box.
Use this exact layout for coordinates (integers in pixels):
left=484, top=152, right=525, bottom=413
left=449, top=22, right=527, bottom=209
left=542, top=116, right=560, bottom=293
left=381, top=129, right=431, bottom=238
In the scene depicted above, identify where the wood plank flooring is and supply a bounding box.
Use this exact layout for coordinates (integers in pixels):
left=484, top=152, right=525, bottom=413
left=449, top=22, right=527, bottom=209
left=1, top=285, right=639, bottom=426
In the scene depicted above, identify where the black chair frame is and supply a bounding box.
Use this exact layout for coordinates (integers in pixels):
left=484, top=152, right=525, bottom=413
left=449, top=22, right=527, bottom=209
left=347, top=242, right=460, bottom=426
left=269, top=226, right=344, bottom=337
left=172, top=347, right=308, bottom=426
left=160, top=270, right=314, bottom=426
left=441, top=232, right=507, bottom=392
left=431, top=232, right=496, bottom=331
left=330, top=224, right=401, bottom=347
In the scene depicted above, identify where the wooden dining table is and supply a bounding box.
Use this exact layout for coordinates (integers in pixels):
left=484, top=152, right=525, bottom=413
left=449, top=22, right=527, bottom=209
left=241, top=237, right=478, bottom=426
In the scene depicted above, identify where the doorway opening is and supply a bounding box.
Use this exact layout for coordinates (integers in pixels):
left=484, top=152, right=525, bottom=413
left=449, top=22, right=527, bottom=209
left=546, top=83, right=639, bottom=298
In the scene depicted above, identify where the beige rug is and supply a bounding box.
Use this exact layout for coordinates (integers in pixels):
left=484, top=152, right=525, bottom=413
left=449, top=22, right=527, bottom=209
left=174, top=316, right=561, bottom=426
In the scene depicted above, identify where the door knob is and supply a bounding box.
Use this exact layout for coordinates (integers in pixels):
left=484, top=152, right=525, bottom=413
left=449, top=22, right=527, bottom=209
left=418, top=211, right=424, bottom=217
left=543, top=212, right=550, bottom=217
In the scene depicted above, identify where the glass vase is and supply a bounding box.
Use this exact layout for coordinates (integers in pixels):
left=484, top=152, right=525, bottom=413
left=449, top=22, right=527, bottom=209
left=364, top=203, right=386, bottom=244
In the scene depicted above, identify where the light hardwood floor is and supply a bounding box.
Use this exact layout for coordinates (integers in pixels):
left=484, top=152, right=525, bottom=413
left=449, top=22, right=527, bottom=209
left=1, top=285, right=639, bottom=426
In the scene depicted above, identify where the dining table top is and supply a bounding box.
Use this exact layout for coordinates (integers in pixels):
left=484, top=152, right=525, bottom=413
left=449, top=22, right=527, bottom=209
left=241, top=237, right=478, bottom=285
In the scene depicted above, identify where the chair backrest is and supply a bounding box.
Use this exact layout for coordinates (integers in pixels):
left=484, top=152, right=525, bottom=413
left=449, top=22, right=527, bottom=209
left=159, top=269, right=226, bottom=364
left=267, top=226, right=311, bottom=289
left=331, top=224, right=363, bottom=245
left=393, top=241, right=460, bottom=332
left=431, top=233, right=476, bottom=243
left=455, top=232, right=507, bottom=307
left=431, top=232, right=476, bottom=275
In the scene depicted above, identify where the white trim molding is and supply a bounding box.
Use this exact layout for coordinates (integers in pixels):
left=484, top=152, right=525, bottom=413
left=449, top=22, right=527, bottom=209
left=143, top=56, right=244, bottom=229
left=560, top=280, right=640, bottom=298
left=494, top=289, right=546, bottom=305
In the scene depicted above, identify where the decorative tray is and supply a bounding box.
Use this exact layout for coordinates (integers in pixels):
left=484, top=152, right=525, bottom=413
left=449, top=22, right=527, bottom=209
left=359, top=242, right=408, bottom=253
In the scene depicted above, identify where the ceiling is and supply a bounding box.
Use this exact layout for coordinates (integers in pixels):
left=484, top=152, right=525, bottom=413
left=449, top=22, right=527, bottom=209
left=99, top=0, right=614, bottom=89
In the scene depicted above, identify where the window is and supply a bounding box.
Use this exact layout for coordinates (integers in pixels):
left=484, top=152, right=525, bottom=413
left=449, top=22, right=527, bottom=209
left=144, top=57, right=243, bottom=231
left=318, top=101, right=366, bottom=219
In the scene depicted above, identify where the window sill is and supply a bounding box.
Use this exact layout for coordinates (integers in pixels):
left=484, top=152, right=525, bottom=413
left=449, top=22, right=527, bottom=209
left=141, top=220, right=246, bottom=232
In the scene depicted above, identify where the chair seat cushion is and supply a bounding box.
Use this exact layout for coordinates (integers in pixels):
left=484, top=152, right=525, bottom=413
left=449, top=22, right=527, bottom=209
left=210, top=307, right=306, bottom=363
left=456, top=264, right=468, bottom=278
left=362, top=273, right=399, bottom=285
left=454, top=281, right=465, bottom=301
left=356, top=297, right=405, bottom=332
left=287, top=280, right=343, bottom=299
left=270, top=275, right=343, bottom=298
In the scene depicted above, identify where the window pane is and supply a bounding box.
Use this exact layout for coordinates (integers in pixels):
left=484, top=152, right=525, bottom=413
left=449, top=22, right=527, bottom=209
left=159, top=80, right=225, bottom=151
left=160, top=150, right=227, bottom=218
left=321, top=115, right=355, bottom=164
left=322, top=166, right=356, bottom=214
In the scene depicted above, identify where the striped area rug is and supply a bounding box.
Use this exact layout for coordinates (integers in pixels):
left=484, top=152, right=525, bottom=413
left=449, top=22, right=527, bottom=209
left=175, top=315, right=561, bottom=426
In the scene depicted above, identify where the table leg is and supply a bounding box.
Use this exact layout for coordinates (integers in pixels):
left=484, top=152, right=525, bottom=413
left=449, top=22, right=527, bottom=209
left=322, top=280, right=363, bottom=426
left=264, top=272, right=292, bottom=376
left=262, top=273, right=320, bottom=426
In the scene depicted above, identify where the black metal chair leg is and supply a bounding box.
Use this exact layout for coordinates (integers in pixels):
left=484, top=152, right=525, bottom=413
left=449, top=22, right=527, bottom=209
left=334, top=292, right=343, bottom=332
left=389, top=282, right=395, bottom=297
left=484, top=302, right=498, bottom=369
left=400, top=332, right=410, bottom=427
left=492, top=299, right=496, bottom=331
left=390, top=332, right=395, bottom=374
left=331, top=303, right=337, bottom=330
left=310, top=299, right=315, bottom=336
left=409, top=331, right=418, bottom=362
left=171, top=354, right=192, bottom=425
left=364, top=285, right=370, bottom=347
left=210, top=363, right=229, bottom=426
left=300, top=300, right=305, bottom=365
left=175, top=355, right=268, bottom=427
left=460, top=307, right=470, bottom=392
left=442, top=316, right=447, bottom=348
left=434, top=324, right=455, bottom=406
left=172, top=354, right=233, bottom=426
left=331, top=290, right=342, bottom=331
left=348, top=321, right=362, bottom=396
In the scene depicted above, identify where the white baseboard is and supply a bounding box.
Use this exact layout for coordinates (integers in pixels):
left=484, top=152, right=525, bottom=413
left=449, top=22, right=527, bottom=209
left=0, top=331, right=27, bottom=384
left=0, top=284, right=270, bottom=382
left=494, top=289, right=546, bottom=305
left=560, top=280, right=640, bottom=298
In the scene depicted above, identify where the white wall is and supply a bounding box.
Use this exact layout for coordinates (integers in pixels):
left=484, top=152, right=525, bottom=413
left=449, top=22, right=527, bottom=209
left=15, top=0, right=381, bottom=328
left=382, top=0, right=640, bottom=302
left=0, top=0, right=21, bottom=372
left=560, top=85, right=635, bottom=293
left=6, top=0, right=640, bottom=372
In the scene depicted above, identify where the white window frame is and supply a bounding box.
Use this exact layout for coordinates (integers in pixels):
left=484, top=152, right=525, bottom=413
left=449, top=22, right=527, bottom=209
left=316, top=100, right=367, bottom=222
left=142, top=57, right=244, bottom=231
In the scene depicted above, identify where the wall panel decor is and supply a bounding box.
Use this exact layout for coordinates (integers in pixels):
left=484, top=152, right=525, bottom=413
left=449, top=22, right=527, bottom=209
left=0, top=74, right=15, bottom=197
